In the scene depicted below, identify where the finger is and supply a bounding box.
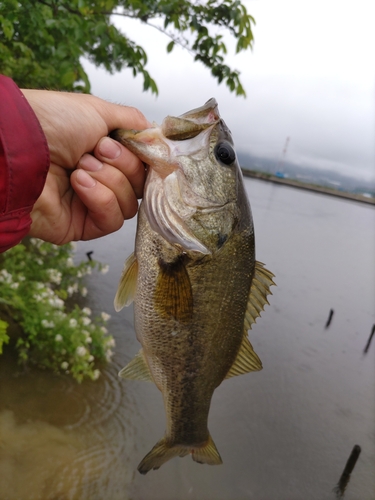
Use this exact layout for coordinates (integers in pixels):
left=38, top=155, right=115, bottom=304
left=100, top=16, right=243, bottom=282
left=98, top=100, right=152, bottom=132
left=77, top=154, right=139, bottom=219
left=70, top=169, right=136, bottom=240
left=93, top=137, right=146, bottom=198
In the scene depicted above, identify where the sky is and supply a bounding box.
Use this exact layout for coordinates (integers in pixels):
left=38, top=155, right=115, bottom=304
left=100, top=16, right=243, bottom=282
left=82, top=0, right=375, bottom=182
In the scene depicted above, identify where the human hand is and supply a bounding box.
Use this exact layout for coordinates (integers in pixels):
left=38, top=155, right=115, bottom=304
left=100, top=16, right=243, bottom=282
left=21, top=89, right=150, bottom=244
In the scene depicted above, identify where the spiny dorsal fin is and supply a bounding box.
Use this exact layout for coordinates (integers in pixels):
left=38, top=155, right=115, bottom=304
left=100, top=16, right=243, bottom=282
left=118, top=349, right=153, bottom=382
left=244, top=261, right=275, bottom=331
left=225, top=334, right=262, bottom=378
left=114, top=253, right=138, bottom=312
left=154, top=255, right=193, bottom=324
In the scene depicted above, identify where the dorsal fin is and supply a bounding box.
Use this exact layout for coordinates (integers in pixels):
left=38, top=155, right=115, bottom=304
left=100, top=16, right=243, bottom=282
left=244, top=261, right=275, bottom=331
left=154, top=255, right=193, bottom=324
left=225, top=261, right=275, bottom=379
left=225, top=333, right=262, bottom=378
left=114, top=253, right=138, bottom=312
left=118, top=349, right=153, bottom=382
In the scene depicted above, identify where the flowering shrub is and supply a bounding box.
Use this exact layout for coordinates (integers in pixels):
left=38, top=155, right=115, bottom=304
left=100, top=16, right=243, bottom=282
left=0, top=239, right=115, bottom=382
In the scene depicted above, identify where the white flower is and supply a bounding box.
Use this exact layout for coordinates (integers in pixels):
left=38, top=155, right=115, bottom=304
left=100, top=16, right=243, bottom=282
left=100, top=265, right=109, bottom=274
left=48, top=296, right=64, bottom=309
left=35, top=258, right=43, bottom=265
left=105, top=337, right=116, bottom=348
left=101, top=312, right=111, bottom=321
left=30, top=238, right=41, bottom=246
left=82, top=317, right=91, bottom=326
left=18, top=275, right=26, bottom=282
left=88, top=355, right=94, bottom=362
left=41, top=319, right=55, bottom=328
left=85, top=336, right=92, bottom=344
left=66, top=257, right=74, bottom=267
left=54, top=311, right=66, bottom=319
left=61, top=361, right=69, bottom=370
left=10, top=282, right=19, bottom=289
left=67, top=283, right=78, bottom=296
left=69, top=242, right=77, bottom=251
left=81, top=287, right=88, bottom=297
left=92, top=369, right=100, bottom=380
left=0, top=269, right=12, bottom=283
left=35, top=282, right=45, bottom=289
left=76, top=346, right=87, bottom=357
left=82, top=330, right=90, bottom=337
left=55, top=334, right=63, bottom=342
left=77, top=271, right=83, bottom=278
left=47, top=269, right=62, bottom=285
left=105, top=349, right=114, bottom=361
left=82, top=307, right=92, bottom=316
left=100, top=326, right=108, bottom=334
left=85, top=266, right=92, bottom=275
left=69, top=318, right=78, bottom=328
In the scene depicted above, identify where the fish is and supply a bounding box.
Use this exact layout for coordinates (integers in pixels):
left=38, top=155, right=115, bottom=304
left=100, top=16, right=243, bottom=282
left=111, top=98, right=275, bottom=475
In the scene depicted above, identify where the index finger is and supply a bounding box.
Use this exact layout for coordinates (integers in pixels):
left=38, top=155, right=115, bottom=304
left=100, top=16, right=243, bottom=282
left=93, top=137, right=146, bottom=198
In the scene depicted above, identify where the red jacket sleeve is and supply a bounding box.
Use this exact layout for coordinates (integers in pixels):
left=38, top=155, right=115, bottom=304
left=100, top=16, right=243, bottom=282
left=0, top=75, right=49, bottom=253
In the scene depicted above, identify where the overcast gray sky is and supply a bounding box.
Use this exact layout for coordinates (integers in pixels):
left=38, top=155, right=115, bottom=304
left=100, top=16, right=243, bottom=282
left=83, top=0, right=375, bottom=182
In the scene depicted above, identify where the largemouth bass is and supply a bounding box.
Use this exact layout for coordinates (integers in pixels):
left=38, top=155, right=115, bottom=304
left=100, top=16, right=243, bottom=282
left=112, top=98, right=275, bottom=475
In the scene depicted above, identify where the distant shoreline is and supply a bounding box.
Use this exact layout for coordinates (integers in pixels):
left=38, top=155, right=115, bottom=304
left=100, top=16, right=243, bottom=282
left=241, top=169, right=375, bottom=206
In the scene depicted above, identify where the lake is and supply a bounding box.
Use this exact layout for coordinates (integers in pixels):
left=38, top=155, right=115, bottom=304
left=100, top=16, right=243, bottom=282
left=0, top=178, right=374, bottom=500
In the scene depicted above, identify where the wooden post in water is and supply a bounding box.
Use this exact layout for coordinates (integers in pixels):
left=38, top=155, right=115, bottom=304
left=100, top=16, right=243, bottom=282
left=325, top=309, right=334, bottom=328
left=333, top=444, right=361, bottom=498
left=363, top=324, right=375, bottom=354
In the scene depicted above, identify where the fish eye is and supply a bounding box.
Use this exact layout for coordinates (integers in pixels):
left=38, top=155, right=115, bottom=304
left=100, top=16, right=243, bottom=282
left=214, top=142, right=236, bottom=166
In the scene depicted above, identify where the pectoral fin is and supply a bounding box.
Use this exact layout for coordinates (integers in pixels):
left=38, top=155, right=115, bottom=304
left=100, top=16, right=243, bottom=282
left=154, top=256, right=193, bottom=324
left=118, top=349, right=153, bottom=382
left=114, top=253, right=138, bottom=312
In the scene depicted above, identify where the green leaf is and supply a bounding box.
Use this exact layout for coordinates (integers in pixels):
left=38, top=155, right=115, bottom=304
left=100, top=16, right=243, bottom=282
left=0, top=319, right=9, bottom=355
left=0, top=0, right=254, bottom=95
left=0, top=17, right=14, bottom=40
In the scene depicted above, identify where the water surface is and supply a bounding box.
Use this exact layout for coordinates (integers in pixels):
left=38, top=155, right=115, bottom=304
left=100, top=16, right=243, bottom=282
left=1, top=179, right=374, bottom=500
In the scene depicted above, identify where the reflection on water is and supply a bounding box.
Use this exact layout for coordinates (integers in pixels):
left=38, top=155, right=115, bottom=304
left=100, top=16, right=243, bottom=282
left=0, top=347, right=138, bottom=499
left=0, top=179, right=374, bottom=500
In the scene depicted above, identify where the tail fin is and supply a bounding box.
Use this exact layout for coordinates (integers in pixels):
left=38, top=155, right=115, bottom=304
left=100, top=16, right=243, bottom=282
left=137, top=434, right=222, bottom=475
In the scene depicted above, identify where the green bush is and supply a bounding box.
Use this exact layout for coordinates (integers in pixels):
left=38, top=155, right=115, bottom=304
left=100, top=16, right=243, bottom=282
left=0, top=239, right=115, bottom=382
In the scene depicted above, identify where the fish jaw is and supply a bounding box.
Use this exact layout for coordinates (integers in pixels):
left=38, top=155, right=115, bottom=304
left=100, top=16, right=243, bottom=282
left=111, top=127, right=177, bottom=178
left=111, top=98, right=221, bottom=178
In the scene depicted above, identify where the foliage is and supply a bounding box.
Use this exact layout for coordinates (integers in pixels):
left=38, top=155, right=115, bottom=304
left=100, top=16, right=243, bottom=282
left=0, top=0, right=254, bottom=95
left=0, top=239, right=114, bottom=382
left=0, top=318, right=9, bottom=354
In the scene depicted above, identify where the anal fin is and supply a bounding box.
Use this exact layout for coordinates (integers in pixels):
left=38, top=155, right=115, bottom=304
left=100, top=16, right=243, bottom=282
left=118, top=349, right=153, bottom=382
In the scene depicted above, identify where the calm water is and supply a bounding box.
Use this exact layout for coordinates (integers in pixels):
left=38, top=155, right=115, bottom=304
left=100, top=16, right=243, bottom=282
left=0, top=179, right=374, bottom=500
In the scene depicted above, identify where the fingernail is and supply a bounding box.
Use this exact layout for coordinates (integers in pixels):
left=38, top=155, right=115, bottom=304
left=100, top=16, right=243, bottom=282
left=76, top=169, right=96, bottom=188
left=99, top=137, right=121, bottom=159
left=79, top=154, right=102, bottom=171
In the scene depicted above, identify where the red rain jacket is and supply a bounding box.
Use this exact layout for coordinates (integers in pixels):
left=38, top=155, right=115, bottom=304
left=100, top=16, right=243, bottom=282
left=0, top=76, right=49, bottom=253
